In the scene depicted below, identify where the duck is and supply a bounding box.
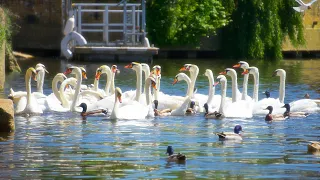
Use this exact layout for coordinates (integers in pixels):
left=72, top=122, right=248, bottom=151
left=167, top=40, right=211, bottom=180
left=282, top=103, right=309, bottom=118
left=185, top=101, right=196, bottom=115
left=78, top=102, right=108, bottom=118
left=263, top=91, right=271, bottom=98
left=265, top=106, right=288, bottom=121
left=215, top=125, right=243, bottom=141
left=203, top=103, right=223, bottom=119
left=307, top=141, right=320, bottom=153
left=166, top=146, right=186, bottom=162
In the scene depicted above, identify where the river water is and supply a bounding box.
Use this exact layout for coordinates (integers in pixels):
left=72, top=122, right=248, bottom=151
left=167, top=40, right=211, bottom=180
left=1, top=58, right=320, bottom=179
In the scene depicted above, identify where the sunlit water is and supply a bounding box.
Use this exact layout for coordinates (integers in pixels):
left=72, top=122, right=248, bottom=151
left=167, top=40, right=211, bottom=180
left=1, top=58, right=320, bottom=179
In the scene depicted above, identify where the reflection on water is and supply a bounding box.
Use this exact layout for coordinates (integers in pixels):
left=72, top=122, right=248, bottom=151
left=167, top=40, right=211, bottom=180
left=1, top=58, right=320, bottom=179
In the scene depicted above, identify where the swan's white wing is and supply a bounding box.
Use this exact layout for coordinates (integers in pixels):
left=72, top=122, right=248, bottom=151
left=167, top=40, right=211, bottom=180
left=293, top=6, right=305, bottom=12
left=289, top=99, right=320, bottom=113
left=295, top=0, right=306, bottom=6
left=306, top=0, right=317, bottom=6
left=170, top=96, right=191, bottom=116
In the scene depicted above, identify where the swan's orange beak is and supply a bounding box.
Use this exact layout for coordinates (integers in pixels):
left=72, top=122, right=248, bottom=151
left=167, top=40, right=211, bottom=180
left=242, top=69, right=249, bottom=75
left=219, top=71, right=226, bottom=75
left=112, top=66, right=119, bottom=73
left=64, top=68, right=72, bottom=75
left=124, top=63, right=133, bottom=69
left=272, top=71, right=277, bottom=77
left=152, top=81, right=157, bottom=90
left=172, top=78, right=178, bottom=85
left=180, top=66, right=188, bottom=71
left=82, top=71, right=87, bottom=79
left=213, top=82, right=219, bottom=86
left=156, top=69, right=161, bottom=76
left=95, top=71, right=102, bottom=80
left=118, top=95, right=122, bottom=103
left=233, top=63, right=241, bottom=68
left=32, top=73, right=37, bottom=82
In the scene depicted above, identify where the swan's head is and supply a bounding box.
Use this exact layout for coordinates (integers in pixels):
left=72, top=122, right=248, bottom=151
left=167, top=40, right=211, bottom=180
left=233, top=61, right=249, bottom=69
left=115, top=87, right=122, bottom=103
left=125, top=62, right=140, bottom=69
left=78, top=103, right=87, bottom=113
left=27, top=67, right=38, bottom=81
left=79, top=67, right=87, bottom=79
left=242, top=67, right=258, bottom=75
left=64, top=66, right=87, bottom=79
left=111, top=65, right=120, bottom=74
left=172, top=73, right=187, bottom=85
left=166, top=146, right=174, bottom=156
left=141, top=63, right=150, bottom=71
left=219, top=68, right=235, bottom=77
left=152, top=65, right=161, bottom=76
left=272, top=69, right=286, bottom=77
left=234, top=125, right=243, bottom=134
left=180, top=64, right=198, bottom=73
left=265, top=106, right=273, bottom=113
left=35, top=63, right=49, bottom=73
left=214, top=75, right=226, bottom=86
left=204, top=69, right=213, bottom=77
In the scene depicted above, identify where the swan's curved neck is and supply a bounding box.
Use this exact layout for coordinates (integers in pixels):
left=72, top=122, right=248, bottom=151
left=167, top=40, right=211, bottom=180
left=104, top=69, right=112, bottom=96
left=207, top=72, right=215, bottom=105
left=279, top=74, right=285, bottom=103
left=219, top=80, right=227, bottom=115
left=110, top=72, right=116, bottom=94
left=144, top=78, right=152, bottom=106
left=52, top=74, right=64, bottom=103
left=252, top=71, right=259, bottom=102
left=189, top=66, right=199, bottom=96
left=134, top=66, right=142, bottom=102
left=36, top=70, right=45, bottom=94
left=93, top=77, right=99, bottom=91
left=153, top=75, right=161, bottom=101
left=241, top=74, right=249, bottom=100
left=59, top=77, right=77, bottom=108
left=183, top=75, right=192, bottom=97
left=71, top=68, right=82, bottom=111
left=142, top=68, right=150, bottom=94
left=111, top=93, right=120, bottom=119
left=25, top=72, right=32, bottom=105
left=229, top=71, right=238, bottom=103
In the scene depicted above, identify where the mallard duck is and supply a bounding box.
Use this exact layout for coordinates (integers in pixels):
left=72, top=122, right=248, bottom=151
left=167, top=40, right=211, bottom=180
left=282, top=103, right=309, bottom=118
left=166, top=146, right=186, bottom=161
left=185, top=101, right=196, bottom=115
left=308, top=141, right=320, bottom=153
left=215, top=125, right=243, bottom=141
left=203, top=103, right=223, bottom=119
left=78, top=103, right=108, bottom=118
left=265, top=106, right=287, bottom=121
left=263, top=91, right=271, bottom=98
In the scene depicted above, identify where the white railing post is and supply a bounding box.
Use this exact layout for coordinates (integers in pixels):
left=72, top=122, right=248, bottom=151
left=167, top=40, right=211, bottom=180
left=77, top=6, right=82, bottom=34
left=103, top=5, right=109, bottom=45
left=123, top=1, right=127, bottom=45
left=132, top=5, right=136, bottom=46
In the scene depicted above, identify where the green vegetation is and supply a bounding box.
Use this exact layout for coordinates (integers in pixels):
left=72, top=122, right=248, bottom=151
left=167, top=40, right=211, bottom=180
left=146, top=0, right=229, bottom=47
left=0, top=7, right=20, bottom=72
left=220, top=0, right=305, bottom=60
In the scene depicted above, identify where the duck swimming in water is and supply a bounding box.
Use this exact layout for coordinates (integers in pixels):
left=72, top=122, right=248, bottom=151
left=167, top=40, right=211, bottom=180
left=78, top=103, right=108, bottom=119
left=203, top=103, right=223, bottom=119
left=166, top=146, right=186, bottom=162
left=215, top=125, right=243, bottom=141
left=265, top=106, right=287, bottom=121
left=282, top=103, right=309, bottom=118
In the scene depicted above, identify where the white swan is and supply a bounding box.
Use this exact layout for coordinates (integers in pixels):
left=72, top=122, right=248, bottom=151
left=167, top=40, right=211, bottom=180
left=35, top=63, right=49, bottom=94
left=110, top=76, right=156, bottom=119
left=151, top=65, right=161, bottom=101
left=141, top=63, right=151, bottom=94
left=273, top=69, right=286, bottom=104
left=242, top=66, right=260, bottom=102
left=219, top=68, right=242, bottom=103
left=124, top=62, right=143, bottom=102
left=15, top=67, right=43, bottom=115
left=180, top=64, right=199, bottom=98
left=215, top=74, right=253, bottom=118
left=64, top=66, right=103, bottom=112
left=94, top=65, right=112, bottom=96
left=233, top=61, right=256, bottom=101
left=204, top=69, right=221, bottom=111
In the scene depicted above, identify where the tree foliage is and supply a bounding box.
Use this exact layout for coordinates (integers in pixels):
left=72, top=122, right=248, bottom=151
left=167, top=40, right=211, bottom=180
left=146, top=0, right=229, bottom=47
left=220, top=0, right=305, bottom=60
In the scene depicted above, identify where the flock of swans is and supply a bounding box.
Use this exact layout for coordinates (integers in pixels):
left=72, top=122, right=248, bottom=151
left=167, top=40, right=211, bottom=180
left=8, top=61, right=320, bottom=121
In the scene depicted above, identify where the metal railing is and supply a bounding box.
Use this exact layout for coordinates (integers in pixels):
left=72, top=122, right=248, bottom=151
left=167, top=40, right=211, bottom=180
left=71, top=2, right=146, bottom=46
